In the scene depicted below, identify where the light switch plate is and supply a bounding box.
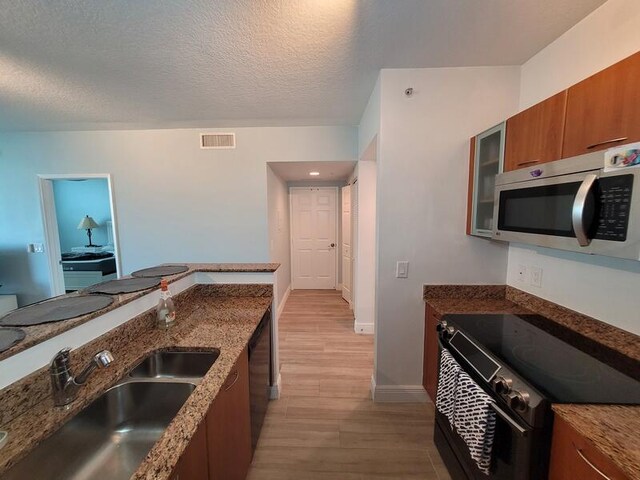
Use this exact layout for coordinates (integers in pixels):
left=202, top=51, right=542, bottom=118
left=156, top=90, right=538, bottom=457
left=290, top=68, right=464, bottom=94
left=396, top=261, right=409, bottom=278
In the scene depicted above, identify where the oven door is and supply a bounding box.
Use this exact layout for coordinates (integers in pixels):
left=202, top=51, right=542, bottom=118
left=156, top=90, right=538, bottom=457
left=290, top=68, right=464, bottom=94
left=493, top=169, right=639, bottom=260
left=434, top=344, right=548, bottom=480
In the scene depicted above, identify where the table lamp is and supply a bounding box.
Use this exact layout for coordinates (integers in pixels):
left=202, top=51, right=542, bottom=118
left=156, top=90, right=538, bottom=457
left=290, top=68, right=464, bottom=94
left=77, top=215, right=100, bottom=247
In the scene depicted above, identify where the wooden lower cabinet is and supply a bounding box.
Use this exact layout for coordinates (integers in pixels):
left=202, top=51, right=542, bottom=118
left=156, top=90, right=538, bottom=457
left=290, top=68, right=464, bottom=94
left=171, top=421, right=209, bottom=480
left=207, top=347, right=252, bottom=480
left=549, top=416, right=630, bottom=480
left=423, top=304, right=440, bottom=402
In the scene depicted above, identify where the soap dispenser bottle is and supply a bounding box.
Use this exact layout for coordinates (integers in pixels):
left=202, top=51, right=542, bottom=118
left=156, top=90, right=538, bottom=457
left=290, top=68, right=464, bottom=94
left=156, top=278, right=176, bottom=329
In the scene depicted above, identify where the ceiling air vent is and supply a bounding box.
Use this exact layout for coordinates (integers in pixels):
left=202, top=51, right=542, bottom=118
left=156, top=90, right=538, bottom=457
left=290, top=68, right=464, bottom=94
left=200, top=133, right=236, bottom=149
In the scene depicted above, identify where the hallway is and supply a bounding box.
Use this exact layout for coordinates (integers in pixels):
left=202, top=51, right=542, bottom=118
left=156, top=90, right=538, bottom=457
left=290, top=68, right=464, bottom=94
left=247, top=289, right=451, bottom=479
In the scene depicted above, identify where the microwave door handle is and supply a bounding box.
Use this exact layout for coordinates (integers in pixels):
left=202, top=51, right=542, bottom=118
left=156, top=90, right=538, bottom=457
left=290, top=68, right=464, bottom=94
left=572, top=174, right=598, bottom=247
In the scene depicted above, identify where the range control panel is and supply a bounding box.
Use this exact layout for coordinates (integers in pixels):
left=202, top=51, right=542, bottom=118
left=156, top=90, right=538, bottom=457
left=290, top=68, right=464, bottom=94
left=595, top=174, right=633, bottom=242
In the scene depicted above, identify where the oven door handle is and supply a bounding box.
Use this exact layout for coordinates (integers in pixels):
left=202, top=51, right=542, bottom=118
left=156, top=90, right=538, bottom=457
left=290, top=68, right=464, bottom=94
left=490, top=402, right=529, bottom=437
left=572, top=173, right=598, bottom=247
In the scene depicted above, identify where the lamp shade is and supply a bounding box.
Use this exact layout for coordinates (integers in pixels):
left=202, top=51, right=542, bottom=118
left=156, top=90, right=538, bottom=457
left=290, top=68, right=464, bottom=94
left=77, top=215, right=99, bottom=230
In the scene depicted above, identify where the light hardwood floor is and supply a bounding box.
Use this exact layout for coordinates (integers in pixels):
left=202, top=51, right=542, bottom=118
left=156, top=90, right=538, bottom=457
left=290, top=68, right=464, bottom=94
left=247, top=289, right=451, bottom=480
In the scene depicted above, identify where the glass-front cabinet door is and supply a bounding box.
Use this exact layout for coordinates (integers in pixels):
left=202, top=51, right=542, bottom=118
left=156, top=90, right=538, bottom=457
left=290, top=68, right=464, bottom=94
left=470, top=122, right=505, bottom=237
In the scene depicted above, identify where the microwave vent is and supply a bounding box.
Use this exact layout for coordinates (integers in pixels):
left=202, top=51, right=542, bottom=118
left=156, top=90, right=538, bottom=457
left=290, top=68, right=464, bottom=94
left=200, top=133, right=236, bottom=149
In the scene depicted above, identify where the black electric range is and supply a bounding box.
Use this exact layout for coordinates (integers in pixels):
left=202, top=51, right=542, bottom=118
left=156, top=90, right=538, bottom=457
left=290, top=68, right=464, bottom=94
left=434, top=313, right=640, bottom=480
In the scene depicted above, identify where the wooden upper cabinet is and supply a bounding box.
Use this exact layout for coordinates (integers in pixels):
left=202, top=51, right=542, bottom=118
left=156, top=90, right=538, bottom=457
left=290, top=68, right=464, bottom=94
left=549, top=416, right=630, bottom=480
left=465, top=136, right=476, bottom=235
left=504, top=90, right=567, bottom=171
left=563, top=51, right=640, bottom=158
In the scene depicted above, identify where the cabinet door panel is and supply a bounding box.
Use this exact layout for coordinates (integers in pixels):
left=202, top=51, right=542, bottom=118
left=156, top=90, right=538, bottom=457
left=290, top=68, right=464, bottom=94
left=466, top=136, right=476, bottom=235
left=505, top=90, right=567, bottom=171
left=469, top=123, right=505, bottom=237
left=549, top=416, right=630, bottom=480
left=173, top=421, right=208, bottom=480
left=207, top=348, right=251, bottom=480
left=563, top=51, right=640, bottom=158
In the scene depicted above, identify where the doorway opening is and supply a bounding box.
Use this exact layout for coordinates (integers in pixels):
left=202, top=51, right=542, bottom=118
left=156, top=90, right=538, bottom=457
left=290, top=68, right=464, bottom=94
left=290, top=186, right=339, bottom=290
left=38, top=174, right=122, bottom=296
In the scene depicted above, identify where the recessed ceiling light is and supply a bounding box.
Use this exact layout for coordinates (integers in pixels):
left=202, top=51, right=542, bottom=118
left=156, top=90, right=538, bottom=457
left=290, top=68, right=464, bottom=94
left=309, top=171, right=320, bottom=176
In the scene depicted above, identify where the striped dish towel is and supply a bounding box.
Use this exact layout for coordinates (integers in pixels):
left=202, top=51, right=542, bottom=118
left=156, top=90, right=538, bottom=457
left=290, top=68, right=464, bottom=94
left=435, top=349, right=460, bottom=427
left=453, top=370, right=497, bottom=475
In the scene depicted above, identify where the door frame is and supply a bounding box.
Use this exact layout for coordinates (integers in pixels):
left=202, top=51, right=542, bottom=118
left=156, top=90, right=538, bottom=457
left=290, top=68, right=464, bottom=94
left=289, top=186, right=339, bottom=290
left=38, top=173, right=122, bottom=296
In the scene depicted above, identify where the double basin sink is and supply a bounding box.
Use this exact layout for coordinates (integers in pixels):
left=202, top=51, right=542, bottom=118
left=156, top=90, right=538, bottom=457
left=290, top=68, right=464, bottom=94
left=4, top=350, right=220, bottom=480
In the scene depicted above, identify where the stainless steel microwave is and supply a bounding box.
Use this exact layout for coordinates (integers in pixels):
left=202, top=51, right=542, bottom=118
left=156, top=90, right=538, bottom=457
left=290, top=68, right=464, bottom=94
left=493, top=152, right=640, bottom=260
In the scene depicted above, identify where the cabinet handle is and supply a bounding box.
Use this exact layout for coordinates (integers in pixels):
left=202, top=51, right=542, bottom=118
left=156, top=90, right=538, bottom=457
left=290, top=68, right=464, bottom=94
left=574, top=444, right=611, bottom=480
left=224, top=370, right=239, bottom=391
left=586, top=137, right=628, bottom=150
left=516, top=159, right=540, bottom=166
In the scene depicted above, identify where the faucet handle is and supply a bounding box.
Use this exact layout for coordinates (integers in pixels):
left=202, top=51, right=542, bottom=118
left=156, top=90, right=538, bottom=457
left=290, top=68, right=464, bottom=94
left=50, top=347, right=72, bottom=372
left=94, top=350, right=114, bottom=368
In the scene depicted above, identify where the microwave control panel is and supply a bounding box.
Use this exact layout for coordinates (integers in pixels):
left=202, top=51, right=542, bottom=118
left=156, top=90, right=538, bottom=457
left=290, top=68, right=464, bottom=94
left=595, top=174, right=633, bottom=241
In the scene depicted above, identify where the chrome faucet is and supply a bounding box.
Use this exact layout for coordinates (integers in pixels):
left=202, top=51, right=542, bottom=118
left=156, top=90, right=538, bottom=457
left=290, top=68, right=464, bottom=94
left=50, top=347, right=114, bottom=406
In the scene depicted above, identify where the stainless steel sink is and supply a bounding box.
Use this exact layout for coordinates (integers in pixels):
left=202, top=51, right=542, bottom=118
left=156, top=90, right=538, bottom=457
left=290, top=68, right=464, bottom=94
left=128, top=349, right=220, bottom=380
left=4, top=381, right=195, bottom=480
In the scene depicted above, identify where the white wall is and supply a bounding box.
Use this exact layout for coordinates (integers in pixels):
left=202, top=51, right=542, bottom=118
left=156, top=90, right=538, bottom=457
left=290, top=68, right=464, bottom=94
left=266, top=165, right=291, bottom=313
left=358, top=74, right=381, bottom=159
left=520, top=0, right=640, bottom=110
left=374, top=66, right=520, bottom=388
left=511, top=0, right=640, bottom=335
left=0, top=126, right=356, bottom=304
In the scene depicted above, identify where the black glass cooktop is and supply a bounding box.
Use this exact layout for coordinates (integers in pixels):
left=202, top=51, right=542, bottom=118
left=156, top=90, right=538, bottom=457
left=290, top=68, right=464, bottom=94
left=444, top=314, right=640, bottom=405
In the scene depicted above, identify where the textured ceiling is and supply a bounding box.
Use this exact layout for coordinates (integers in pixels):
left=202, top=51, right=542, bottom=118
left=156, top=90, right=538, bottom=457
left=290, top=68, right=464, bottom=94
left=0, top=0, right=606, bottom=131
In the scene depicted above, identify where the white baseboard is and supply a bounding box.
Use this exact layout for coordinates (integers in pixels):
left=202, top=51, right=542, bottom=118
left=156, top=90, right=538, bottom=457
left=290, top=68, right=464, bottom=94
left=269, top=372, right=282, bottom=400
left=354, top=322, right=374, bottom=335
left=276, top=285, right=291, bottom=320
left=371, top=379, right=429, bottom=403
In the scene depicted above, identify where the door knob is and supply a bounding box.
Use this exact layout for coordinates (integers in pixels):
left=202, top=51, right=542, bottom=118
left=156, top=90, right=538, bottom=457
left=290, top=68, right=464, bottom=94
left=330, top=243, right=335, bottom=248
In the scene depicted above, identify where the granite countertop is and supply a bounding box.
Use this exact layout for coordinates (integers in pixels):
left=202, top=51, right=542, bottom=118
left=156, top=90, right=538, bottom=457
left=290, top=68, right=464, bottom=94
left=424, top=284, right=531, bottom=316
left=0, top=262, right=279, bottom=361
left=0, top=283, right=272, bottom=479
left=423, top=284, right=640, bottom=479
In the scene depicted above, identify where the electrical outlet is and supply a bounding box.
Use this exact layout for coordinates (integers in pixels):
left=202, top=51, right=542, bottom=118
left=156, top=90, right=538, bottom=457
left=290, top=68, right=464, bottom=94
left=396, top=261, right=409, bottom=278
left=516, top=264, right=527, bottom=283
left=530, top=266, right=543, bottom=288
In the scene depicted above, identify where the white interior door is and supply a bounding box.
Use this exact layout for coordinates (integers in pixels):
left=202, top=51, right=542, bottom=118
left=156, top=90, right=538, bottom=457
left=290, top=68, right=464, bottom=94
left=290, top=187, right=337, bottom=289
left=341, top=185, right=352, bottom=304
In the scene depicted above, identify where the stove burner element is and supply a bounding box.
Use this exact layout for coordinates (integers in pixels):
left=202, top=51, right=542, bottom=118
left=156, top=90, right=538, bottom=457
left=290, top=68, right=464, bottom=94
left=511, top=345, right=597, bottom=385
